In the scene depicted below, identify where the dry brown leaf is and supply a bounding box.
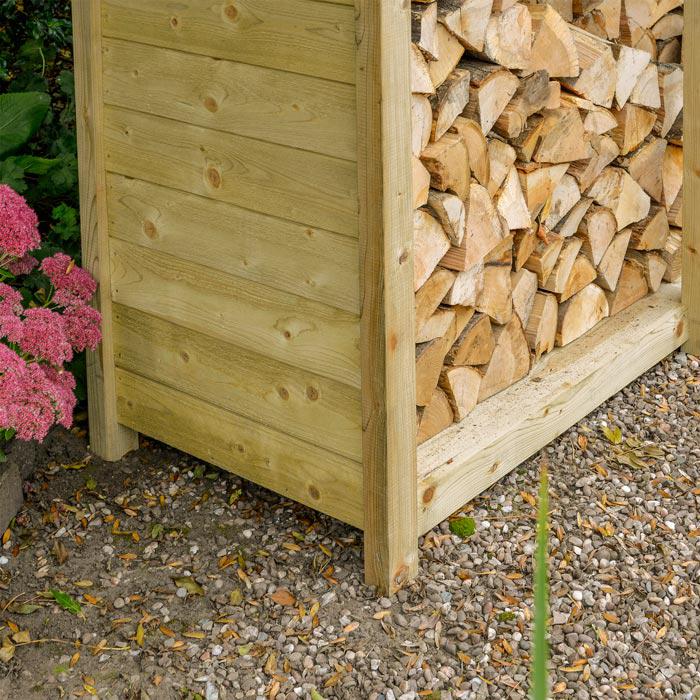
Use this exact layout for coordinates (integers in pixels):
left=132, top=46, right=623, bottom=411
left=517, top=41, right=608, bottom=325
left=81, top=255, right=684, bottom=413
left=270, top=588, right=296, bottom=607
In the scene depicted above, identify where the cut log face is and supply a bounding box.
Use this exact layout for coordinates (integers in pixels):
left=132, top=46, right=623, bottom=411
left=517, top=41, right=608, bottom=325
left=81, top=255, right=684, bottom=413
left=417, top=307, right=457, bottom=344
left=655, top=64, right=683, bottom=138
left=567, top=134, right=620, bottom=191
left=427, top=190, right=466, bottom=245
left=417, top=388, right=454, bottom=444
left=630, top=63, right=661, bottom=109
left=450, top=116, right=490, bottom=185
left=481, top=3, right=533, bottom=70
left=429, top=24, right=467, bottom=88
left=411, top=94, right=433, bottom=156
left=477, top=314, right=531, bottom=401
left=443, top=262, right=485, bottom=306
left=412, top=156, right=431, bottom=209
left=461, top=62, right=520, bottom=135
left=596, top=228, right=633, bottom=291
left=487, top=138, right=517, bottom=196
left=411, top=43, right=436, bottom=95
left=542, top=236, right=584, bottom=293
left=518, top=163, right=570, bottom=217
left=610, top=103, right=658, bottom=155
left=625, top=249, right=667, bottom=292
left=414, top=209, right=451, bottom=291
left=626, top=137, right=667, bottom=202
left=575, top=204, right=618, bottom=266
left=556, top=283, right=609, bottom=346
left=662, top=227, right=682, bottom=282
left=415, top=267, right=457, bottom=334
left=439, top=365, right=482, bottom=421
left=587, top=167, right=651, bottom=230
left=628, top=205, right=670, bottom=250
left=613, top=44, right=651, bottom=109
left=511, top=268, right=538, bottom=327
left=494, top=70, right=552, bottom=140
left=557, top=254, right=598, bottom=302
left=544, top=174, right=581, bottom=230
left=412, top=1, right=439, bottom=60
left=513, top=228, right=538, bottom=271
left=430, top=68, right=472, bottom=141
left=524, top=229, right=565, bottom=285
left=475, top=265, right=513, bottom=325
left=495, top=165, right=531, bottom=230
left=556, top=197, right=594, bottom=237
left=438, top=0, right=495, bottom=52
left=662, top=143, right=683, bottom=212
left=525, top=291, right=559, bottom=360
left=605, top=259, right=649, bottom=314
left=528, top=3, right=580, bottom=77
left=420, top=132, right=470, bottom=199
left=445, top=312, right=495, bottom=365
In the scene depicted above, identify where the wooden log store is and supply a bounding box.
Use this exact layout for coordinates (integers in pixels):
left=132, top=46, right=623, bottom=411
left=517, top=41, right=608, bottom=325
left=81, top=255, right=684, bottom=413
left=72, top=0, right=698, bottom=593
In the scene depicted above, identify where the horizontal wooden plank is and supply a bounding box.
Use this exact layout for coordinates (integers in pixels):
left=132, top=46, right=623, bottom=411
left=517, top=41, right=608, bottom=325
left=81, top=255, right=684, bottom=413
left=104, top=106, right=357, bottom=236
left=116, top=369, right=363, bottom=528
left=101, top=0, right=356, bottom=84
left=107, top=175, right=359, bottom=313
left=110, top=239, right=361, bottom=388
left=417, top=284, right=687, bottom=535
left=113, top=305, right=362, bottom=460
left=102, top=38, right=356, bottom=161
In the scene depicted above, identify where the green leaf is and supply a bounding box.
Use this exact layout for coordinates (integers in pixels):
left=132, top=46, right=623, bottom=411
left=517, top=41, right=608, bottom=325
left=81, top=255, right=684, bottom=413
left=449, top=516, right=476, bottom=539
left=4, top=154, right=60, bottom=174
left=602, top=425, right=623, bottom=445
left=85, top=476, right=97, bottom=491
left=0, top=92, right=50, bottom=158
left=310, top=690, right=326, bottom=700
left=50, top=589, right=83, bottom=617
left=531, top=466, right=550, bottom=700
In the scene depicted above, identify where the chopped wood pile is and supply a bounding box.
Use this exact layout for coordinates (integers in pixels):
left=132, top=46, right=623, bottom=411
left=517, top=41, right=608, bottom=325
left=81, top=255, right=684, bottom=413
left=413, top=0, right=684, bottom=444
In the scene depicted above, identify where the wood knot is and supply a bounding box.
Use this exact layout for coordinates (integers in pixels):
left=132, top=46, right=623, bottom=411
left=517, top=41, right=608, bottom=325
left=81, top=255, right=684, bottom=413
left=422, top=486, right=435, bottom=504
left=277, top=386, right=289, bottom=401
left=393, top=564, right=410, bottom=588
left=180, top=351, right=190, bottom=363
left=143, top=220, right=157, bottom=239
left=203, top=96, right=218, bottom=113
left=398, top=249, right=409, bottom=265
left=224, top=4, right=238, bottom=20
left=169, top=16, right=179, bottom=29
left=388, top=331, right=399, bottom=352
left=306, top=386, right=319, bottom=401
left=206, top=166, right=222, bottom=189
left=308, top=485, right=320, bottom=501
left=675, top=319, right=685, bottom=337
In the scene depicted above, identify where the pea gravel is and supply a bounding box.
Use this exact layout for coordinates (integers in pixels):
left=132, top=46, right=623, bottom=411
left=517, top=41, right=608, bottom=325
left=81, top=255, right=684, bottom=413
left=0, top=351, right=698, bottom=700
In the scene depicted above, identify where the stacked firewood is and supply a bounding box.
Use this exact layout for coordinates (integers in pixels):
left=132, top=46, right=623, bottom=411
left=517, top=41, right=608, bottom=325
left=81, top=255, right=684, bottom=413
left=413, top=0, right=684, bottom=443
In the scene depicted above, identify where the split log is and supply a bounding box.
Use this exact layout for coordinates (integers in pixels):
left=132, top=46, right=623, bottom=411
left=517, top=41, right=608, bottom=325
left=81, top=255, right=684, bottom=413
left=605, top=258, right=649, bottom=314
left=441, top=183, right=504, bottom=270
left=445, top=312, right=495, bottom=365
left=610, top=103, right=657, bottom=155
left=574, top=0, right=622, bottom=40
left=567, top=133, right=619, bottom=191
left=612, top=44, right=651, bottom=109
left=667, top=186, right=682, bottom=228
left=657, top=37, right=680, bottom=63
left=596, top=228, right=633, bottom=290
left=558, top=254, right=598, bottom=302
left=487, top=138, right=517, bottom=196
left=524, top=229, right=565, bottom=285
left=450, top=116, right=491, bottom=186
left=628, top=205, right=670, bottom=250
left=542, top=237, right=584, bottom=293
left=518, top=163, right=570, bottom=217
left=575, top=204, right=617, bottom=265
left=513, top=228, right=538, bottom=271
left=475, top=265, right=513, bottom=324
left=662, top=143, right=683, bottom=213
left=411, top=44, right=435, bottom=95
left=556, top=197, right=594, bottom=237
left=556, top=282, right=609, bottom=345
left=417, top=308, right=457, bottom=343
left=495, top=165, right=531, bottom=230
left=411, top=94, right=432, bottom=156
left=429, top=24, right=467, bottom=88
left=414, top=209, right=451, bottom=291
left=625, top=249, right=667, bottom=292
left=544, top=174, right=582, bottom=230
left=415, top=267, right=457, bottom=334
left=461, top=61, right=519, bottom=135
left=412, top=156, right=431, bottom=208
left=511, top=268, right=538, bottom=326
left=412, top=1, right=439, bottom=60
left=438, top=0, right=494, bottom=52
left=417, top=389, right=454, bottom=444
left=483, top=229, right=514, bottom=265
left=480, top=3, right=533, bottom=70
left=587, top=167, right=651, bottom=230
left=624, top=136, right=667, bottom=202
left=654, top=64, right=683, bottom=138
left=527, top=3, right=580, bottom=77
left=493, top=70, right=552, bottom=139
left=416, top=337, right=452, bottom=407
left=546, top=80, right=562, bottom=109
left=513, top=106, right=591, bottom=163
left=525, top=291, right=558, bottom=359
left=443, top=262, right=485, bottom=306
left=630, top=63, right=661, bottom=109
left=477, top=314, right=531, bottom=401
left=583, top=106, right=620, bottom=135
left=420, top=131, right=470, bottom=199
left=662, top=227, right=682, bottom=282
left=651, top=11, right=683, bottom=41
left=439, top=366, right=482, bottom=421
left=430, top=68, right=472, bottom=141
left=427, top=190, right=466, bottom=245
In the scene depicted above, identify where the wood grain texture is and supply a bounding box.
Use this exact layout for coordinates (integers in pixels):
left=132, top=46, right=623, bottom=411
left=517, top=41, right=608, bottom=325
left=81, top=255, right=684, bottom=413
left=683, top=6, right=699, bottom=353
left=107, top=175, right=359, bottom=313
left=356, top=0, right=418, bottom=593
left=101, top=0, right=356, bottom=84
left=110, top=239, right=361, bottom=389
left=417, top=284, right=687, bottom=534
left=113, top=305, right=362, bottom=461
left=116, top=369, right=363, bottom=528
left=103, top=105, right=358, bottom=237
left=72, top=0, right=138, bottom=460
left=102, top=38, right=356, bottom=161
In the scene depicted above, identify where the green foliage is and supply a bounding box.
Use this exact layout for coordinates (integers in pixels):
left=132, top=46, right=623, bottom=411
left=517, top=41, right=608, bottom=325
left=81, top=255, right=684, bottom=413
left=50, top=589, right=83, bottom=617
left=449, top=516, right=476, bottom=539
left=531, top=466, right=550, bottom=700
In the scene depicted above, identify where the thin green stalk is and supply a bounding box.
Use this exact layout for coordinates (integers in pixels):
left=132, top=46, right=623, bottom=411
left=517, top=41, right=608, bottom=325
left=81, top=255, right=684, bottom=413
left=531, top=464, right=550, bottom=700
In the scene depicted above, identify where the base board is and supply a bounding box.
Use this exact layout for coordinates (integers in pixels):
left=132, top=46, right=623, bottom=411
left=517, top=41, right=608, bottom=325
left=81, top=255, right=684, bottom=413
left=416, top=284, right=687, bottom=535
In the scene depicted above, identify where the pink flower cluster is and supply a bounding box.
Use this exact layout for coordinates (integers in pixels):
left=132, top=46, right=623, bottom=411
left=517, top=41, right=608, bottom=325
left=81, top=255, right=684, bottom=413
left=0, top=186, right=101, bottom=443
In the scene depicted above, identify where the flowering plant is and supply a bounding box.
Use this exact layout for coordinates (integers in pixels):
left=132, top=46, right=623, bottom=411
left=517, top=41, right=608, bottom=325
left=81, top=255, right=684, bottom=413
left=0, top=184, right=100, bottom=459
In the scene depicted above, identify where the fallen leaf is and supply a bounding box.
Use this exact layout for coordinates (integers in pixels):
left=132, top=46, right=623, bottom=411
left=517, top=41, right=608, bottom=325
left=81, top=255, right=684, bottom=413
left=602, top=425, right=623, bottom=445
left=52, top=541, right=69, bottom=565
left=7, top=603, right=40, bottom=615
left=270, top=588, right=296, bottom=606
left=50, top=589, right=83, bottom=616
left=135, top=623, right=145, bottom=647
left=372, top=610, right=391, bottom=620
left=172, top=576, right=204, bottom=596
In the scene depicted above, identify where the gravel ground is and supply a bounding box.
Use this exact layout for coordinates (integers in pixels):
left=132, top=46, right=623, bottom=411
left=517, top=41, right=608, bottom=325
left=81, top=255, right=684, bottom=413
left=0, top=350, right=698, bottom=700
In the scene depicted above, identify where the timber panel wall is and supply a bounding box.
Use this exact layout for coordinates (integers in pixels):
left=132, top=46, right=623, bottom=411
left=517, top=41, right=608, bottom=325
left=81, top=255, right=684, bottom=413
left=95, top=0, right=363, bottom=526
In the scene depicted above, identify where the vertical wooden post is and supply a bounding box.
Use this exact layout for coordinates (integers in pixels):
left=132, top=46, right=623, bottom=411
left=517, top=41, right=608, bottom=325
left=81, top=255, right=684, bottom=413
left=355, top=0, right=418, bottom=593
left=684, top=3, right=700, bottom=354
left=72, top=0, right=138, bottom=459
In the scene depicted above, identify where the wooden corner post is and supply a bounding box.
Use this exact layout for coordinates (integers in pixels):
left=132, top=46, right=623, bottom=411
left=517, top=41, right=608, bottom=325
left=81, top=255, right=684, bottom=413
left=356, top=0, right=418, bottom=593
left=684, top=3, right=700, bottom=355
left=72, top=0, right=138, bottom=460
